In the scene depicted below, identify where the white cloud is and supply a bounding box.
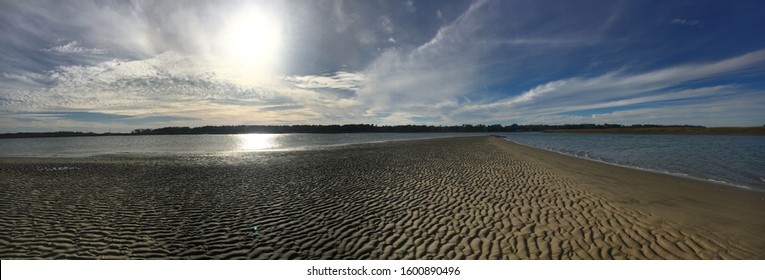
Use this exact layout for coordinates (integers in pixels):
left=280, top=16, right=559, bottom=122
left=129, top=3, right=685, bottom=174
left=283, top=71, right=365, bottom=91
left=456, top=49, right=765, bottom=118
left=44, top=41, right=107, bottom=54
left=3, top=0, right=495, bottom=126
left=453, top=89, right=764, bottom=127
left=2, top=0, right=762, bottom=131
left=6, top=1, right=160, bottom=58
left=347, top=0, right=489, bottom=122
left=0, top=49, right=374, bottom=128
left=587, top=92, right=765, bottom=126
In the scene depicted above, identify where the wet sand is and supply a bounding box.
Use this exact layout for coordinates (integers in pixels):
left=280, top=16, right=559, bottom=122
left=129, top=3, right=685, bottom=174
left=0, top=136, right=763, bottom=259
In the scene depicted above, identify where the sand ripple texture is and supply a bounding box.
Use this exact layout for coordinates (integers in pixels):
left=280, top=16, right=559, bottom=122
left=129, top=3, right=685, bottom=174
left=0, top=137, right=762, bottom=259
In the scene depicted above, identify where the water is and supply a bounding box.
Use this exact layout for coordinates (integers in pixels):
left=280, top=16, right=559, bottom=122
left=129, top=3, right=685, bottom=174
left=2, top=132, right=763, bottom=191
left=501, top=132, right=765, bottom=191
left=0, top=133, right=488, bottom=157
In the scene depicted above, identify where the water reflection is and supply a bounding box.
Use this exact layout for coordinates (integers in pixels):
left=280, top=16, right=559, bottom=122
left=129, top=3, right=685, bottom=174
left=237, top=134, right=279, bottom=151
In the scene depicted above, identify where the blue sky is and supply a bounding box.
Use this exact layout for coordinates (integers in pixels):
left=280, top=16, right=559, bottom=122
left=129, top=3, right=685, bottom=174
left=1, top=0, right=764, bottom=132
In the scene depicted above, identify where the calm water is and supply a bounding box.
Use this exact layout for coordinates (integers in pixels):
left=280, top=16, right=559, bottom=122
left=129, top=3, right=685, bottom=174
left=0, top=133, right=487, bottom=157
left=501, top=132, right=765, bottom=191
left=1, top=132, right=763, bottom=191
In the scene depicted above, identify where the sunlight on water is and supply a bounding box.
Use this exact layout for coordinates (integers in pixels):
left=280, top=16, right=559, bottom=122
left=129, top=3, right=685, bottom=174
left=237, top=134, right=279, bottom=151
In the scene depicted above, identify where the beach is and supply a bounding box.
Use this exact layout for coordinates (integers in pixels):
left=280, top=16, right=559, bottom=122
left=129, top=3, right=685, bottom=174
left=0, top=136, right=763, bottom=259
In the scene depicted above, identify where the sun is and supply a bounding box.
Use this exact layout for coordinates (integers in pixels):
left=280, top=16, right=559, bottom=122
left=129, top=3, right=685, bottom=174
left=224, top=12, right=281, bottom=62
left=218, top=7, right=283, bottom=78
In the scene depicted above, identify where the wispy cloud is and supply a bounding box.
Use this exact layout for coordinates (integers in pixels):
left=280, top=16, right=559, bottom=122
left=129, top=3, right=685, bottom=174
left=404, top=0, right=416, bottom=13
left=351, top=0, right=489, bottom=122
left=332, top=0, right=360, bottom=33
left=283, top=71, right=365, bottom=91
left=3, top=52, right=287, bottom=114
left=497, top=49, right=765, bottom=107
left=0, top=48, right=370, bottom=130
left=43, top=41, right=107, bottom=54
left=379, top=16, right=394, bottom=34
left=452, top=49, right=765, bottom=124
left=586, top=91, right=765, bottom=126
left=1, top=0, right=764, bottom=132
left=669, top=18, right=703, bottom=28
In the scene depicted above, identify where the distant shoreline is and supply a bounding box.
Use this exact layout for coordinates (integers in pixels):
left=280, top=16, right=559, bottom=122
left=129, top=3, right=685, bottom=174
left=3, top=123, right=763, bottom=138
left=546, top=126, right=765, bottom=135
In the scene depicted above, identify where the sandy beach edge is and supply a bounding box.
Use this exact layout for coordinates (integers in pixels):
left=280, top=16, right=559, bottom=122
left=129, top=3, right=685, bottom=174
left=1, top=136, right=763, bottom=259
left=489, top=137, right=765, bottom=251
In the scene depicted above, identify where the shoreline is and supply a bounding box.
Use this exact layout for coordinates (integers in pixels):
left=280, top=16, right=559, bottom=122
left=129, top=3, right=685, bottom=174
left=545, top=126, right=765, bottom=135
left=1, top=136, right=763, bottom=259
left=502, top=138, right=764, bottom=193
left=489, top=138, right=765, bottom=253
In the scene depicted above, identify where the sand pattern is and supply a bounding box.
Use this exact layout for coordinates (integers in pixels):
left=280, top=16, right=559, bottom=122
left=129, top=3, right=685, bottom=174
left=0, top=137, right=762, bottom=259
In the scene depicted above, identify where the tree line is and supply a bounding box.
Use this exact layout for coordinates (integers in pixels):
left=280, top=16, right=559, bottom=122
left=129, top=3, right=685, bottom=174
left=128, top=123, right=702, bottom=135
left=0, top=124, right=704, bottom=138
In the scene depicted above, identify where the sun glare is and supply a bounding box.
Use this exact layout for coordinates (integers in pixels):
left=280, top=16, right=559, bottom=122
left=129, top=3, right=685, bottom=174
left=238, top=134, right=278, bottom=151
left=219, top=7, right=283, bottom=79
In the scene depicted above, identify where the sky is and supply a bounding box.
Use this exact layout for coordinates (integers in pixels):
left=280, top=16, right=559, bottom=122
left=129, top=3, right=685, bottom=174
left=1, top=0, right=764, bottom=133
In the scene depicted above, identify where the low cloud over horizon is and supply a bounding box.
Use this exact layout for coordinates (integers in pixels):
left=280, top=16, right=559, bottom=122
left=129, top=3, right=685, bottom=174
left=1, top=0, right=764, bottom=132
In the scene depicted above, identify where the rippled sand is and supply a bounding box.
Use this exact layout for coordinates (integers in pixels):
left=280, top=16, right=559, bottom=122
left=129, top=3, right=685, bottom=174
left=0, top=136, right=763, bottom=259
